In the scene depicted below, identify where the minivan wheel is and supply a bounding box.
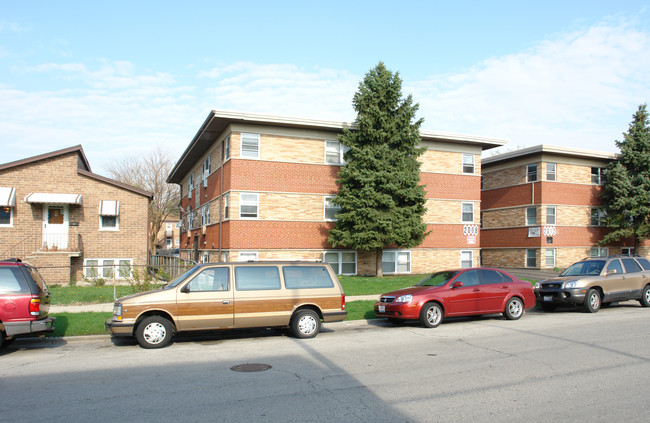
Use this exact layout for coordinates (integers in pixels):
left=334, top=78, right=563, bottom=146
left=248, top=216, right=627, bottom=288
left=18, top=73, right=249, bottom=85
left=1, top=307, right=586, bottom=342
left=419, top=302, right=443, bottom=328
left=136, top=316, right=173, bottom=349
left=583, top=289, right=601, bottom=313
left=640, top=285, right=650, bottom=307
left=290, top=309, right=321, bottom=339
left=504, top=297, right=524, bottom=320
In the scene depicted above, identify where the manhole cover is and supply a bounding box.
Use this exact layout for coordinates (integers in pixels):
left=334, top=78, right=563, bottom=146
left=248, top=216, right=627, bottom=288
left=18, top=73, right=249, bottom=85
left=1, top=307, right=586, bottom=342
left=230, top=363, right=272, bottom=372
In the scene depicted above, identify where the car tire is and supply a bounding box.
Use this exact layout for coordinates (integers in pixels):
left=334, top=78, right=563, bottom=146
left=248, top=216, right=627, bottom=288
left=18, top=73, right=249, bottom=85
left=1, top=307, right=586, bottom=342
left=640, top=285, right=650, bottom=307
left=583, top=289, right=601, bottom=313
left=541, top=303, right=556, bottom=312
left=504, top=297, right=524, bottom=320
left=419, top=302, right=443, bottom=328
left=290, top=309, right=321, bottom=339
left=136, top=316, right=173, bottom=349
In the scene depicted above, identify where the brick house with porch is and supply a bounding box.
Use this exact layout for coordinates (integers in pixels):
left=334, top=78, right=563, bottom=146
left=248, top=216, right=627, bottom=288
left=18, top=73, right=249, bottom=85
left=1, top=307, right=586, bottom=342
left=167, top=110, right=505, bottom=275
left=0, top=145, right=152, bottom=284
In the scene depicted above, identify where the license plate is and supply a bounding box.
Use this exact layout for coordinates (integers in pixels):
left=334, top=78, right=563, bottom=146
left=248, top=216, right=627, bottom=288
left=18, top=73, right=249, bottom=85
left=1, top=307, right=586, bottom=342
left=378, top=305, right=385, bottom=313
left=544, top=296, right=552, bottom=302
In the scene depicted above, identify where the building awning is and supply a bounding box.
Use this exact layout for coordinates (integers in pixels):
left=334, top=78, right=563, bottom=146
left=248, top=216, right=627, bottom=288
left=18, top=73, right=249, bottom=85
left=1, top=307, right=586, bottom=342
left=24, top=193, right=83, bottom=205
left=99, top=200, right=120, bottom=216
left=0, top=187, right=16, bottom=207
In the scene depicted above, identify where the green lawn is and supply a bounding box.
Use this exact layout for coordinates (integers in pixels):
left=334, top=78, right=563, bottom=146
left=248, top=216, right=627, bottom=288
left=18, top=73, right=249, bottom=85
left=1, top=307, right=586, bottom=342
left=340, top=274, right=424, bottom=296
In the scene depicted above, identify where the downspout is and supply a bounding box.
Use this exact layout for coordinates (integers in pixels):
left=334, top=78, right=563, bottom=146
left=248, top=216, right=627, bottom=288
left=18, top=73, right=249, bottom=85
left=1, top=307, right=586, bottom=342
left=218, top=150, right=224, bottom=261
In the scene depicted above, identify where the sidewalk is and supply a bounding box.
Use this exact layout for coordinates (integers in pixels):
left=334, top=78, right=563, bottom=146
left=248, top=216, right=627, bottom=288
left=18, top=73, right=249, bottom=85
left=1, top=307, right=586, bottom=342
left=50, top=294, right=380, bottom=314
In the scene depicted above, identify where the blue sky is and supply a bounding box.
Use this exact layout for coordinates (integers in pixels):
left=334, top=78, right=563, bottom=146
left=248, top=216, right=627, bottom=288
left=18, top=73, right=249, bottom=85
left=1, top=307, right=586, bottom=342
left=1, top=1, right=649, bottom=175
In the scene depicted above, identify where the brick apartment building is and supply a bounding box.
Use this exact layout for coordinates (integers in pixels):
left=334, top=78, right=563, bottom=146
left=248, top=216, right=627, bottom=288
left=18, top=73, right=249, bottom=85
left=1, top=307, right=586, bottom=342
left=480, top=144, right=648, bottom=269
left=167, top=110, right=505, bottom=275
left=0, top=145, right=152, bottom=284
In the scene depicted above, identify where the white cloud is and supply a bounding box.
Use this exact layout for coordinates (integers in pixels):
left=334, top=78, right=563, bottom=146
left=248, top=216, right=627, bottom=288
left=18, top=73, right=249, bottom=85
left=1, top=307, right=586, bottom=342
left=409, top=19, right=650, bottom=153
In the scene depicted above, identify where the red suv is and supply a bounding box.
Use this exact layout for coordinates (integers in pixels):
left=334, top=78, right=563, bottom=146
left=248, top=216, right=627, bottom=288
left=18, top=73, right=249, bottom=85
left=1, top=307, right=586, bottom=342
left=0, top=259, right=55, bottom=347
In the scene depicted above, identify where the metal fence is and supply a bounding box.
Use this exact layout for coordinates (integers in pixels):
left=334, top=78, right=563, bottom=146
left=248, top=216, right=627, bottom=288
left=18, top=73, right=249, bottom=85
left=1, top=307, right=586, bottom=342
left=45, top=258, right=196, bottom=307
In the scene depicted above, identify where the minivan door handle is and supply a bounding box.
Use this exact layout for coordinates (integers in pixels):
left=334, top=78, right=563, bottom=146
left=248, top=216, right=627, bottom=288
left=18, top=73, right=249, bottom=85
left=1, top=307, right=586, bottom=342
left=222, top=300, right=230, bottom=304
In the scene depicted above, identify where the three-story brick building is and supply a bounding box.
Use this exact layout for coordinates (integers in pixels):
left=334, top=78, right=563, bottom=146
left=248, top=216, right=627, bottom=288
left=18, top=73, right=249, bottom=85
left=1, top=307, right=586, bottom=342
left=167, top=111, right=505, bottom=275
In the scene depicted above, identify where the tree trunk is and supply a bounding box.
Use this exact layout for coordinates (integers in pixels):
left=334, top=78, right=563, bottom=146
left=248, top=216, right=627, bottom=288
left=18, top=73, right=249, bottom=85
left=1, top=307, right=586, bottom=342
left=375, top=248, right=383, bottom=277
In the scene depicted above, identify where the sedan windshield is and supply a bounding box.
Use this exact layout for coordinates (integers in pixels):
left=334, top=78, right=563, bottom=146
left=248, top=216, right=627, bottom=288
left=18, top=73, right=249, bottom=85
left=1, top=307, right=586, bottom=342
left=164, top=265, right=201, bottom=289
left=416, top=271, right=459, bottom=286
left=560, top=260, right=605, bottom=277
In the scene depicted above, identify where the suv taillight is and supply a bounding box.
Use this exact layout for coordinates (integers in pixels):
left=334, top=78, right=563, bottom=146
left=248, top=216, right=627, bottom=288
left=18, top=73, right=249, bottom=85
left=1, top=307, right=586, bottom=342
left=29, top=298, right=41, bottom=316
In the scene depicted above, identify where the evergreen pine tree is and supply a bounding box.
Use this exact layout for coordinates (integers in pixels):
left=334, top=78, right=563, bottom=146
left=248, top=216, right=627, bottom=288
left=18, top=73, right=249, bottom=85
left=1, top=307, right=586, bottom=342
left=601, top=104, right=650, bottom=251
left=328, top=62, right=428, bottom=276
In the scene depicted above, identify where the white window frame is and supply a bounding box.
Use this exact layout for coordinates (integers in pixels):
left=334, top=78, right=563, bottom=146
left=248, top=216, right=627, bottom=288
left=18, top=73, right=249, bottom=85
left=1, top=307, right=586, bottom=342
left=201, top=204, right=210, bottom=226
left=461, top=202, right=474, bottom=223
left=201, top=251, right=210, bottom=263
left=202, top=156, right=211, bottom=188
left=324, top=196, right=341, bottom=221
left=462, top=153, right=475, bottom=174
left=460, top=250, right=473, bottom=268
left=526, top=207, right=537, bottom=226
left=0, top=206, right=13, bottom=227
left=188, top=173, right=194, bottom=199
left=239, top=193, right=259, bottom=219
left=591, top=167, right=606, bottom=185
left=546, top=206, right=556, bottom=225
left=547, top=163, right=556, bottom=181
left=84, top=258, right=133, bottom=279
left=382, top=250, right=411, bottom=274
left=100, top=215, right=119, bottom=231
left=591, top=208, right=605, bottom=226
left=166, top=238, right=172, bottom=248
left=224, top=135, right=230, bottom=160
left=527, top=163, right=538, bottom=182
left=323, top=251, right=357, bottom=275
left=545, top=249, right=556, bottom=268
left=238, top=251, right=258, bottom=261
left=241, top=133, right=260, bottom=159
left=526, top=249, right=537, bottom=268
left=622, top=247, right=634, bottom=255
left=223, top=193, right=230, bottom=220
left=325, top=140, right=348, bottom=165
left=590, top=247, right=609, bottom=257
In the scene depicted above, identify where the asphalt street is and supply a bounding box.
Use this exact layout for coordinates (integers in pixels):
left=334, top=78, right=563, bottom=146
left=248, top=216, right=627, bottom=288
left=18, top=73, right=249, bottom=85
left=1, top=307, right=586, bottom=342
left=2, top=302, right=649, bottom=422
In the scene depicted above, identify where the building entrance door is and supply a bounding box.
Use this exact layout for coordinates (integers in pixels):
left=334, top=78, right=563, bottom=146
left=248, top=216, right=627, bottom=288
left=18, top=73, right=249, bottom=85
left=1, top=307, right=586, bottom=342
left=43, top=204, right=69, bottom=249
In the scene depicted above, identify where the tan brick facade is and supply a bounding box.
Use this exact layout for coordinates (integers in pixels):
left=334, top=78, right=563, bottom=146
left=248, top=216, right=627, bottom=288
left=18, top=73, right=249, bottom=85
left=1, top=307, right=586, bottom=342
left=0, top=146, right=151, bottom=284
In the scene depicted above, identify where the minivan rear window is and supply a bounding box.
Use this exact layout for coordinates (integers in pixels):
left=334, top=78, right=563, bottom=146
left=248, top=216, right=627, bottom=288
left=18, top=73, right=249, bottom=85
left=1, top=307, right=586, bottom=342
left=283, top=266, right=334, bottom=289
left=235, top=266, right=281, bottom=291
left=0, top=267, right=29, bottom=294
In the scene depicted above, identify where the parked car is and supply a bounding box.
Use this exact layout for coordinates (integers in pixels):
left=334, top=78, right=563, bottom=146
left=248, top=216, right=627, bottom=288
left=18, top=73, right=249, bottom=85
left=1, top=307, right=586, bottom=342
left=534, top=255, right=650, bottom=312
left=106, top=261, right=347, bottom=348
left=374, top=267, right=536, bottom=328
left=0, top=258, right=55, bottom=347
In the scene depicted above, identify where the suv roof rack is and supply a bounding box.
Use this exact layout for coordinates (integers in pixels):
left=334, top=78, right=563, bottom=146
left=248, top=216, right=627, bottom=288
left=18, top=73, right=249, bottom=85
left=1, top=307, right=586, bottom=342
left=581, top=254, right=642, bottom=260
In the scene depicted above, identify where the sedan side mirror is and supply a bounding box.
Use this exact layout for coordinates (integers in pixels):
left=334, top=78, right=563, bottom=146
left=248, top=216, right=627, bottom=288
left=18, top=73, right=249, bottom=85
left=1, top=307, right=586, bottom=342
left=452, top=281, right=463, bottom=288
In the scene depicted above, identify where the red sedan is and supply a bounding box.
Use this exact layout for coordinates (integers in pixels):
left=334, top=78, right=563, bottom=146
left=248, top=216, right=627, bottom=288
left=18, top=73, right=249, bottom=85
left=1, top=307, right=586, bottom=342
left=374, top=268, right=536, bottom=328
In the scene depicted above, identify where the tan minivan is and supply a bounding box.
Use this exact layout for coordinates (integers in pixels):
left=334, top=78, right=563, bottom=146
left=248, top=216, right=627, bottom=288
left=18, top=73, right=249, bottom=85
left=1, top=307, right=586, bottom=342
left=105, top=261, right=347, bottom=348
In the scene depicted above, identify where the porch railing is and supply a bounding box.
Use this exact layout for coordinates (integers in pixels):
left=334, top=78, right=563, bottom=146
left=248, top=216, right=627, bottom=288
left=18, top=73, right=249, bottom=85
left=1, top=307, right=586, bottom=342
left=0, top=233, right=83, bottom=260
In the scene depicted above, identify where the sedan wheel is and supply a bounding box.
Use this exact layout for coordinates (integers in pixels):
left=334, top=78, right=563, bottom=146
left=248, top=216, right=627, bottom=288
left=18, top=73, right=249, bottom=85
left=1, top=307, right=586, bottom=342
left=640, top=285, right=650, bottom=307
left=419, top=303, right=443, bottom=328
left=504, top=297, right=524, bottom=320
left=583, top=289, right=601, bottom=313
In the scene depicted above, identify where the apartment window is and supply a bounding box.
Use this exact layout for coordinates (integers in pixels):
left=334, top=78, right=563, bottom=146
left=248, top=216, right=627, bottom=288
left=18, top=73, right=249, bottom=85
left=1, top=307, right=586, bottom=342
left=527, top=163, right=538, bottom=182
left=622, top=247, right=634, bottom=255
left=526, top=207, right=537, bottom=225
left=324, top=251, right=357, bottom=275
left=591, top=208, right=605, bottom=226
left=186, top=206, right=193, bottom=229
left=325, top=140, right=348, bottom=164
left=241, top=133, right=260, bottom=158
left=0, top=206, right=13, bottom=226
left=201, top=204, right=210, bottom=226
left=545, top=249, right=556, bottom=268
left=238, top=251, right=258, bottom=261
left=526, top=249, right=537, bottom=267
left=202, top=156, right=211, bottom=187
left=590, top=247, right=609, bottom=257
left=546, top=206, right=556, bottom=225
left=188, top=174, right=194, bottom=199
left=462, top=153, right=475, bottom=174
left=591, top=167, right=607, bottom=184
left=239, top=193, right=258, bottom=219
left=201, top=252, right=210, bottom=263
left=382, top=250, right=411, bottom=274
left=460, top=250, right=473, bottom=268
left=547, top=163, right=556, bottom=181
left=166, top=238, right=172, bottom=248
left=99, top=200, right=119, bottom=231
left=461, top=202, right=474, bottom=223
left=223, top=193, right=230, bottom=220
left=324, top=197, right=341, bottom=221
left=223, top=135, right=230, bottom=160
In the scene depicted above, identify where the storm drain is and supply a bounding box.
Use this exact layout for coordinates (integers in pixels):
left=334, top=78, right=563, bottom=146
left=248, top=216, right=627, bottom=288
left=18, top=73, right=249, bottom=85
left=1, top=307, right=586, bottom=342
left=230, top=363, right=272, bottom=372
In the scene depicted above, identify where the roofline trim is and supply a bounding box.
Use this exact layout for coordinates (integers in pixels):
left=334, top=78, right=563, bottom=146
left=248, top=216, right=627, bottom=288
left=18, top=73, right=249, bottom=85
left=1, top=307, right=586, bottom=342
left=482, top=144, right=619, bottom=165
